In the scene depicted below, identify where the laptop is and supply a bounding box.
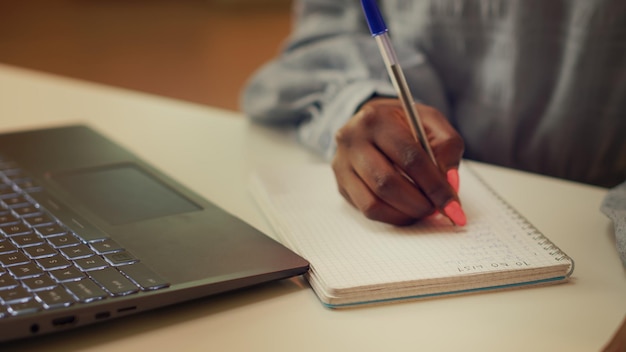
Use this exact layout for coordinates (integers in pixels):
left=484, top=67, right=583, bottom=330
left=0, top=124, right=309, bottom=342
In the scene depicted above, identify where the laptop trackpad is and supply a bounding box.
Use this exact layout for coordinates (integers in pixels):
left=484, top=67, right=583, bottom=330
left=51, top=164, right=201, bottom=226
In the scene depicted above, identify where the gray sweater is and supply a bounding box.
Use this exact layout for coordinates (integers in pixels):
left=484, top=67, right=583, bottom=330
left=241, top=0, right=626, bottom=188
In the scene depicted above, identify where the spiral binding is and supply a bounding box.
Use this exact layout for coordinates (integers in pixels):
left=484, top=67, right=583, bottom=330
left=466, top=164, right=575, bottom=277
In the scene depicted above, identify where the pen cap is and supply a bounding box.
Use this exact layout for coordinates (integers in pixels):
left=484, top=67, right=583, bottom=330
left=360, top=0, right=388, bottom=36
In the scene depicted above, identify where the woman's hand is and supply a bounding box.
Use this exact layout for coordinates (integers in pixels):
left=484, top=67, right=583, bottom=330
left=604, top=315, right=626, bottom=352
left=331, top=97, right=465, bottom=226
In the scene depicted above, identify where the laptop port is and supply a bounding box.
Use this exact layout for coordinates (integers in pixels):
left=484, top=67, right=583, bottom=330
left=117, top=306, right=137, bottom=313
left=95, top=311, right=111, bottom=320
left=52, top=316, right=76, bottom=327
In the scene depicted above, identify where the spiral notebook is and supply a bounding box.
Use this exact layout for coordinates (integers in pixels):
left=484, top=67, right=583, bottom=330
left=249, top=163, right=574, bottom=308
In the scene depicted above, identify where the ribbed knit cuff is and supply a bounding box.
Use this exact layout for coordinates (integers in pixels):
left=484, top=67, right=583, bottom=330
left=298, top=80, right=396, bottom=161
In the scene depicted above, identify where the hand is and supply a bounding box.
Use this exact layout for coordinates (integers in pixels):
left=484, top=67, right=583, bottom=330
left=604, top=315, right=626, bottom=352
left=331, top=97, right=465, bottom=226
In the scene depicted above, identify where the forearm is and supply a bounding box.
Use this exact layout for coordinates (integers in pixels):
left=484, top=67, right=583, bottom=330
left=241, top=0, right=449, bottom=159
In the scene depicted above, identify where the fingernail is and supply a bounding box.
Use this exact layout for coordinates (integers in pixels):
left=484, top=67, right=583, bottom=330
left=443, top=200, right=466, bottom=226
left=447, top=168, right=460, bottom=193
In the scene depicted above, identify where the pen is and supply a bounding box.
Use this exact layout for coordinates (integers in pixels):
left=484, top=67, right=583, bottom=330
left=360, top=0, right=466, bottom=226
left=360, top=0, right=436, bottom=164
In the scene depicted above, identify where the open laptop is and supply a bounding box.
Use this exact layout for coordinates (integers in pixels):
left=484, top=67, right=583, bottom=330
left=0, top=124, right=309, bottom=342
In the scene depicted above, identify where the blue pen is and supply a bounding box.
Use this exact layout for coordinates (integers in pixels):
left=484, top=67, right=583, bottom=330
left=360, top=0, right=436, bottom=164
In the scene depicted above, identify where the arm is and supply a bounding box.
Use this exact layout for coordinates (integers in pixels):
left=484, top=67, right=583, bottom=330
left=242, top=0, right=462, bottom=225
left=241, top=0, right=449, bottom=159
left=604, top=315, right=626, bottom=352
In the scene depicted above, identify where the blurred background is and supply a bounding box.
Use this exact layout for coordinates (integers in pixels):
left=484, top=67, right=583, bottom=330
left=0, top=0, right=292, bottom=111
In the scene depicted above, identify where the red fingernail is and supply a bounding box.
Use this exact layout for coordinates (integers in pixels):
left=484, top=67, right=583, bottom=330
left=443, top=200, right=466, bottom=226
left=447, top=168, right=460, bottom=193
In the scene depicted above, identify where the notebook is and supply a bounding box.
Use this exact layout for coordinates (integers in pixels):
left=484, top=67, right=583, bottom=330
left=249, top=163, right=574, bottom=308
left=0, top=125, right=309, bottom=342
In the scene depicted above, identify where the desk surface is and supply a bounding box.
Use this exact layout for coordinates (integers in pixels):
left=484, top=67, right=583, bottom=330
left=1, top=63, right=624, bottom=352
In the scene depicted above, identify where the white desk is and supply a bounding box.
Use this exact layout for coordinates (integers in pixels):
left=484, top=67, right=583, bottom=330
left=0, top=63, right=624, bottom=351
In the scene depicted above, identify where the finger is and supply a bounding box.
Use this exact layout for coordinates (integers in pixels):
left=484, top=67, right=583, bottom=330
left=415, top=104, right=464, bottom=193
left=349, top=143, right=435, bottom=220
left=334, top=165, right=417, bottom=226
left=373, top=120, right=451, bottom=199
left=334, top=105, right=433, bottom=223
left=372, top=111, right=466, bottom=225
left=416, top=104, right=464, bottom=171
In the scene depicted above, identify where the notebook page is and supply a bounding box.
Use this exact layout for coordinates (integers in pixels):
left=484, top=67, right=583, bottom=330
left=249, top=163, right=572, bottom=294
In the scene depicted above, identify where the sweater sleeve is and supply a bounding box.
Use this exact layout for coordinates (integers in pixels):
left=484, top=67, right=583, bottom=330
left=240, top=0, right=448, bottom=160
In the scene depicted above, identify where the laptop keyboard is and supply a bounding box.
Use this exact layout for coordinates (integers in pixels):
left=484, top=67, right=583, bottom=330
left=0, top=158, right=170, bottom=318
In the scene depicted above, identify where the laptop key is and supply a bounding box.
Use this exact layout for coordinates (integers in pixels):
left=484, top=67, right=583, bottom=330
left=0, top=186, right=18, bottom=199
left=0, top=274, right=19, bottom=290
left=8, top=299, right=42, bottom=316
left=12, top=205, right=40, bottom=217
left=23, top=214, right=55, bottom=227
left=36, top=224, right=67, bottom=238
left=0, top=251, right=30, bottom=266
left=13, top=178, right=42, bottom=193
left=119, top=263, right=170, bottom=291
left=0, top=286, right=32, bottom=303
left=90, top=239, right=123, bottom=254
left=0, top=212, right=20, bottom=225
left=11, top=233, right=44, bottom=247
left=50, top=266, right=86, bottom=282
left=22, top=274, right=58, bottom=292
left=64, top=278, right=108, bottom=302
left=23, top=243, right=57, bottom=259
left=0, top=240, right=18, bottom=254
left=89, top=267, right=139, bottom=296
left=8, top=262, right=43, bottom=279
left=74, top=255, right=109, bottom=271
left=60, top=244, right=95, bottom=260
left=37, top=255, right=72, bottom=271
left=36, top=286, right=75, bottom=309
left=47, top=233, right=80, bottom=248
left=103, top=251, right=138, bottom=266
left=1, top=223, right=32, bottom=236
left=2, top=195, right=30, bottom=208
